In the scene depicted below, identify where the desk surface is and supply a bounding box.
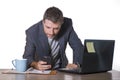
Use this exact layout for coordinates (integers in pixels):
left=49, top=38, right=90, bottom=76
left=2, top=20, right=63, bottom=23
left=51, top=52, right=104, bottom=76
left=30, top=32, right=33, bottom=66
left=0, top=69, right=120, bottom=80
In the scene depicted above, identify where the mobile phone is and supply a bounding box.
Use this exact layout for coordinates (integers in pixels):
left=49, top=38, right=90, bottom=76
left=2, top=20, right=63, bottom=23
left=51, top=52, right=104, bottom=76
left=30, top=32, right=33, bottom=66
left=41, top=56, right=51, bottom=65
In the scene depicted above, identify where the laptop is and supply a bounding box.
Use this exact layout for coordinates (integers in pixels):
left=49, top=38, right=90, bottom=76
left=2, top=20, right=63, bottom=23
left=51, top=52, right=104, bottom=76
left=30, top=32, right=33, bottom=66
left=58, top=39, right=115, bottom=74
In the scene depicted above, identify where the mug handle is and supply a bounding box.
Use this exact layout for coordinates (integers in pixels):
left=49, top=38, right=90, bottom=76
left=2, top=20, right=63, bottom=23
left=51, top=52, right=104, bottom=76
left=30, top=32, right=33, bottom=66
left=12, top=59, right=16, bottom=68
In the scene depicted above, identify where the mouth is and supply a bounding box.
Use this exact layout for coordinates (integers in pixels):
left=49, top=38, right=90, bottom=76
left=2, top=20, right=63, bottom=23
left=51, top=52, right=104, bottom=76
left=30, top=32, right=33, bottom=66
left=47, top=35, right=54, bottom=38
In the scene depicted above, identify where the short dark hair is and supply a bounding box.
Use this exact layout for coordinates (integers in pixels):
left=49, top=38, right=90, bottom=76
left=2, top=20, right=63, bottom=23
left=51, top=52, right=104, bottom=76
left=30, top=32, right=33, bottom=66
left=43, top=6, right=64, bottom=24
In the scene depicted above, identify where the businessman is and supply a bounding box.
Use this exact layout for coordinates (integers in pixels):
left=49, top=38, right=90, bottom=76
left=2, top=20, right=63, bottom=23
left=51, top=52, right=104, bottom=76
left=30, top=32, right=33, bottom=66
left=23, top=6, right=84, bottom=71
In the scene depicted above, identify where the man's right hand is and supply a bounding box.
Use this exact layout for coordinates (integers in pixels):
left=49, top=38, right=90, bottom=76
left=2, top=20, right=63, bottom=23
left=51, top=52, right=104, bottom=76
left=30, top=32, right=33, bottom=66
left=30, top=61, right=51, bottom=71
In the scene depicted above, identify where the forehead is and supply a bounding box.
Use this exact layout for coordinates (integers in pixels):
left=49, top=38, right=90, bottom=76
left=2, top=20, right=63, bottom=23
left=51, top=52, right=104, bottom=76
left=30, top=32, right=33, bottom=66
left=44, top=19, right=61, bottom=28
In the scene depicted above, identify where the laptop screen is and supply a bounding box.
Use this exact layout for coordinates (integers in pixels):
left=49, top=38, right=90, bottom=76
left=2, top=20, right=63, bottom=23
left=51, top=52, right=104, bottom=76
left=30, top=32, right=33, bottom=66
left=82, top=39, right=115, bottom=73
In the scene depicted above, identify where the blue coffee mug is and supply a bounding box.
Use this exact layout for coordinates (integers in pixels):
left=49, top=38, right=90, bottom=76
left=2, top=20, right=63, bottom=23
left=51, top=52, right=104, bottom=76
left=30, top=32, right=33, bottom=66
left=12, top=59, right=27, bottom=72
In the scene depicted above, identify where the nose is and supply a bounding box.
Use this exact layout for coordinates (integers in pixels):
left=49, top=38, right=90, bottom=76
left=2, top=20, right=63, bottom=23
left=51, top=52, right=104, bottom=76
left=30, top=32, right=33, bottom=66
left=49, top=29, right=54, bottom=35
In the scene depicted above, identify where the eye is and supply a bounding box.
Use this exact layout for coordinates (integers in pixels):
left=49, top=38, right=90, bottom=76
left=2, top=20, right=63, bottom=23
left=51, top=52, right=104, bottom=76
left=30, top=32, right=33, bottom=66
left=54, top=28, right=59, bottom=30
left=46, top=26, right=51, bottom=29
left=54, top=26, right=61, bottom=30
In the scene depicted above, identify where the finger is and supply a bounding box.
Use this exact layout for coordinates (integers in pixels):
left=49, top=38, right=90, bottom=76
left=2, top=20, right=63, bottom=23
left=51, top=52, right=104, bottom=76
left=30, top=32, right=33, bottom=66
left=66, top=64, right=77, bottom=69
left=42, top=65, right=51, bottom=69
left=66, top=64, right=72, bottom=68
left=38, top=61, right=47, bottom=65
left=38, top=65, right=51, bottom=71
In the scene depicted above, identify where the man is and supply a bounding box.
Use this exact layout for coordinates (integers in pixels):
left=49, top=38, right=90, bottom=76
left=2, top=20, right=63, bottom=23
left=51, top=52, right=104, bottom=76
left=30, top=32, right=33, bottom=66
left=23, top=6, right=83, bottom=71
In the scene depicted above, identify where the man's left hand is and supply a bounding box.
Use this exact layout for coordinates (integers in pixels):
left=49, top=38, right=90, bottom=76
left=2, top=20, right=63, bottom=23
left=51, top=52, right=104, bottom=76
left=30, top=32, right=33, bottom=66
left=66, top=64, right=78, bottom=69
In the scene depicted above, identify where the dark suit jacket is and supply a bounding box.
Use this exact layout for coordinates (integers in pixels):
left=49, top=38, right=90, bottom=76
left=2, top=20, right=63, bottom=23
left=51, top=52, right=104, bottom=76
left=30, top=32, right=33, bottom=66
left=23, top=17, right=84, bottom=68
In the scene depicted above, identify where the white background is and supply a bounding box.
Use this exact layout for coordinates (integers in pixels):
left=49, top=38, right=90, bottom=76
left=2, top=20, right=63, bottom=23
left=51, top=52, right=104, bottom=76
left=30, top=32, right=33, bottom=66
left=0, top=0, right=120, bottom=70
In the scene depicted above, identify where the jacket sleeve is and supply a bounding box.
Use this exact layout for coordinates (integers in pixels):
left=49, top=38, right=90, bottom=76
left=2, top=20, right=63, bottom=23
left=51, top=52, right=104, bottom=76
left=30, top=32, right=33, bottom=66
left=68, top=19, right=84, bottom=64
left=23, top=30, right=35, bottom=68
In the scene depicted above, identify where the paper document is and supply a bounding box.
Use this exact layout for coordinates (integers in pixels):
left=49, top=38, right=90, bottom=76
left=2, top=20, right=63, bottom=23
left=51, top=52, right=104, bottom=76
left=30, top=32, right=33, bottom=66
left=2, top=68, right=57, bottom=75
left=26, top=67, right=51, bottom=74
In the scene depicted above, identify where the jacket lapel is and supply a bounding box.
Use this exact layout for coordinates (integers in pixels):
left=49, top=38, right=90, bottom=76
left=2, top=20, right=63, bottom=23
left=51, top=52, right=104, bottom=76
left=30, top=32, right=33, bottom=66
left=38, top=22, right=50, bottom=56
